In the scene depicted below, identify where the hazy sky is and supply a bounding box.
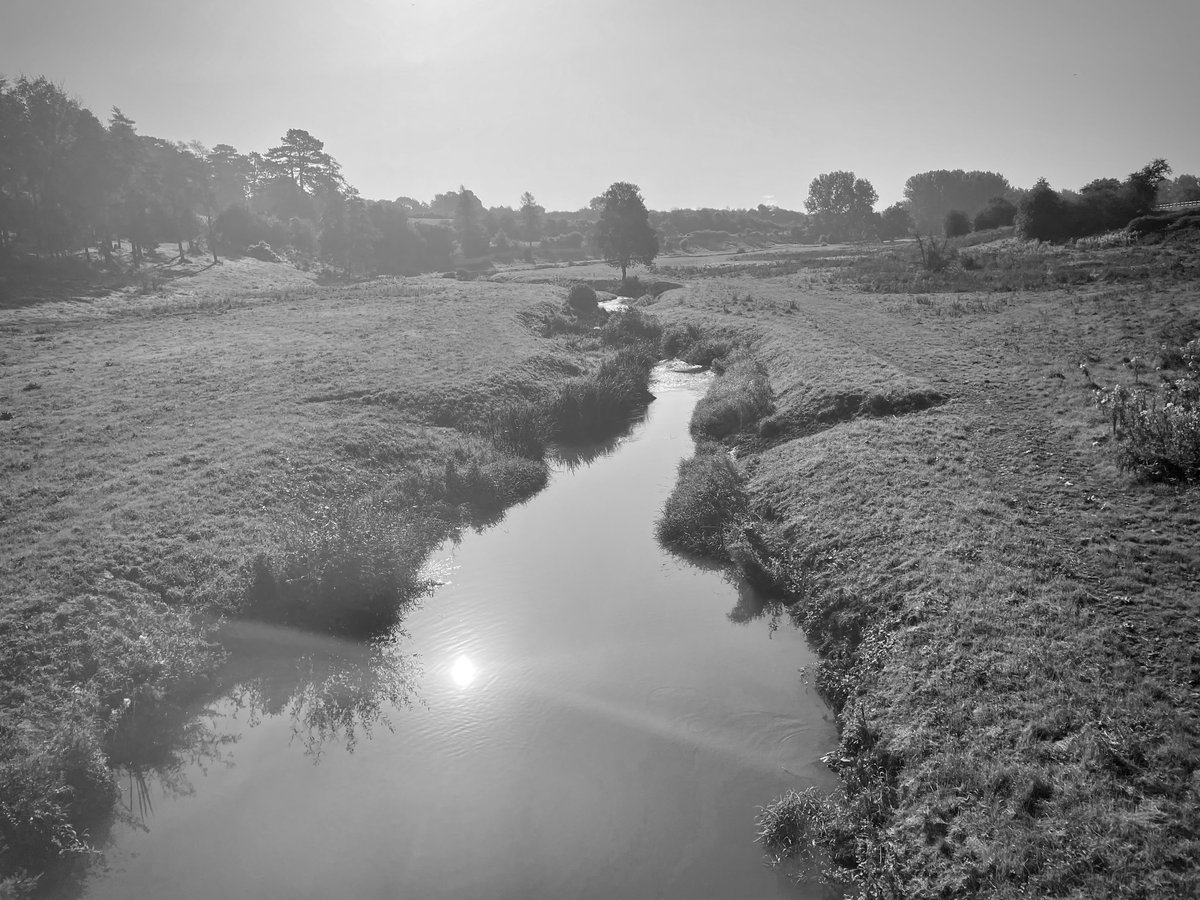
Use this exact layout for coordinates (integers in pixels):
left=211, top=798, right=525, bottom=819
left=3, top=0, right=1198, bottom=211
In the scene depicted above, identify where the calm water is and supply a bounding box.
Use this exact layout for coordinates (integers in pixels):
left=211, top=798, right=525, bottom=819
left=81, top=365, right=839, bottom=900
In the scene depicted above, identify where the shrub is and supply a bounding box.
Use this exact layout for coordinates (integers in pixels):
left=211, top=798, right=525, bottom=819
left=691, top=353, right=774, bottom=440
left=973, top=196, right=1017, bottom=231
left=1126, top=214, right=1174, bottom=237
left=943, top=209, right=971, bottom=238
left=1015, top=178, right=1073, bottom=242
left=1099, top=350, right=1200, bottom=481
left=566, top=282, right=598, bottom=317
left=655, top=449, right=746, bottom=557
left=542, top=311, right=590, bottom=338
left=913, top=232, right=954, bottom=272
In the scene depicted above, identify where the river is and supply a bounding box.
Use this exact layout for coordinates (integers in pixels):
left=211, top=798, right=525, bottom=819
left=80, top=364, right=839, bottom=900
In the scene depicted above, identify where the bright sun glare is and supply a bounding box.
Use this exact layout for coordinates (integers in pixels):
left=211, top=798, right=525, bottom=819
left=450, top=655, right=478, bottom=689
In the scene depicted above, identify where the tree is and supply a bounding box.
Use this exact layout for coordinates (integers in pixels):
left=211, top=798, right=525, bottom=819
left=943, top=209, right=971, bottom=238
left=903, top=170, right=1012, bottom=233
left=1015, top=178, right=1071, bottom=242
left=595, top=181, right=659, bottom=282
left=207, top=144, right=253, bottom=210
left=453, top=186, right=489, bottom=258
left=1158, top=174, right=1200, bottom=205
left=973, top=196, right=1017, bottom=231
left=879, top=203, right=913, bottom=241
left=1126, top=158, right=1171, bottom=209
left=804, top=171, right=878, bottom=241
left=519, top=191, right=543, bottom=246
left=262, top=129, right=342, bottom=195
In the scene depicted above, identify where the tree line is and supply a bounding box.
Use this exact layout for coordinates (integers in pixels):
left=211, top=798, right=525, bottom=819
left=5, top=74, right=1198, bottom=278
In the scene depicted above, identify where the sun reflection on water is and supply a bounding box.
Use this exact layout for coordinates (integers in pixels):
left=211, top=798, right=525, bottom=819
left=450, top=655, right=478, bottom=689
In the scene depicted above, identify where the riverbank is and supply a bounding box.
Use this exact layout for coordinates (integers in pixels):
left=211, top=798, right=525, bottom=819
left=649, top=235, right=1200, bottom=897
left=0, top=263, right=658, bottom=890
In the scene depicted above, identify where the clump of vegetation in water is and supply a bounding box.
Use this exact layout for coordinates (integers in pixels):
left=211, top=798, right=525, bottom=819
left=247, top=496, right=435, bottom=636
left=549, top=346, right=656, bottom=441
left=691, top=352, right=773, bottom=441
left=660, top=322, right=734, bottom=367
left=601, top=307, right=662, bottom=348
left=655, top=448, right=746, bottom=557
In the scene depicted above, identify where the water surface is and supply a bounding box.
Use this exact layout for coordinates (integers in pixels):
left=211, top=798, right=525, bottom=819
left=83, top=366, right=838, bottom=900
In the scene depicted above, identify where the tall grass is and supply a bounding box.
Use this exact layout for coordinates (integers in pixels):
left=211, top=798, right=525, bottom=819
left=549, top=346, right=656, bottom=441
left=691, top=352, right=773, bottom=440
left=660, top=321, right=734, bottom=367
left=247, top=496, right=433, bottom=636
left=655, top=449, right=746, bottom=557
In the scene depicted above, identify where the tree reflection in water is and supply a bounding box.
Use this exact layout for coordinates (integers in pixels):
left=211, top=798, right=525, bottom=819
left=220, top=620, right=421, bottom=760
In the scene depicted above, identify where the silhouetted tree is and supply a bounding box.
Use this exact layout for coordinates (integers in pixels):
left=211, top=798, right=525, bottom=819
left=595, top=181, right=659, bottom=282
left=519, top=191, right=543, bottom=246
left=263, top=129, right=342, bottom=195
left=804, top=171, right=877, bottom=240
left=903, top=170, right=1012, bottom=233
left=972, top=196, right=1017, bottom=231
left=878, top=203, right=914, bottom=241
left=454, top=186, right=489, bottom=258
left=1015, top=178, right=1072, bottom=242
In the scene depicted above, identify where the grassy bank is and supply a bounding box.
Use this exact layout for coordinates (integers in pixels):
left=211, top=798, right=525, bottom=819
left=652, top=235, right=1200, bottom=897
left=0, top=262, right=661, bottom=889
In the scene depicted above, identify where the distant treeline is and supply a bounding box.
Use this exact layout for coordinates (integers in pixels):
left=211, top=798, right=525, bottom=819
left=4, top=75, right=1199, bottom=275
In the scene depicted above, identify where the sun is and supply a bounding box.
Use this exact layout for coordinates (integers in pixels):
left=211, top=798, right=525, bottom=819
left=450, top=655, right=478, bottom=689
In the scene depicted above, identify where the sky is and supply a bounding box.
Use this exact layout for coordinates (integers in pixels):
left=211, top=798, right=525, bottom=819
left=3, top=0, right=1199, bottom=212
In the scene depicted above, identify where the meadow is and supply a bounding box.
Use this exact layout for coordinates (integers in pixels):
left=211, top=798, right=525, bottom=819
left=3, top=227, right=1200, bottom=897
left=647, top=228, right=1200, bottom=897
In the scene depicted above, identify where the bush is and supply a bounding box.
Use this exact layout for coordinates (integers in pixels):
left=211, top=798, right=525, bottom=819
left=655, top=449, right=746, bottom=557
left=973, top=196, right=1017, bottom=231
left=566, top=282, right=598, bottom=317
left=943, top=209, right=971, bottom=238
left=1099, top=345, right=1200, bottom=481
left=1015, top=178, right=1074, bottom=242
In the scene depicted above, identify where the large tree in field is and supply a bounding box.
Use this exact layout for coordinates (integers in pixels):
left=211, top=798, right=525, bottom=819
left=804, top=171, right=878, bottom=241
left=903, top=169, right=1011, bottom=233
left=595, top=181, right=658, bottom=282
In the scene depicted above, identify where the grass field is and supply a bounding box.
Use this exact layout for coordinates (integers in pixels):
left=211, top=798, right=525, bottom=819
left=4, top=233, right=1200, bottom=896
left=648, top=231, right=1200, bottom=897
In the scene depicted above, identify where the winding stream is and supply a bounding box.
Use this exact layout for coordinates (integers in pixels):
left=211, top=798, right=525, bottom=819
left=81, top=365, right=839, bottom=900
